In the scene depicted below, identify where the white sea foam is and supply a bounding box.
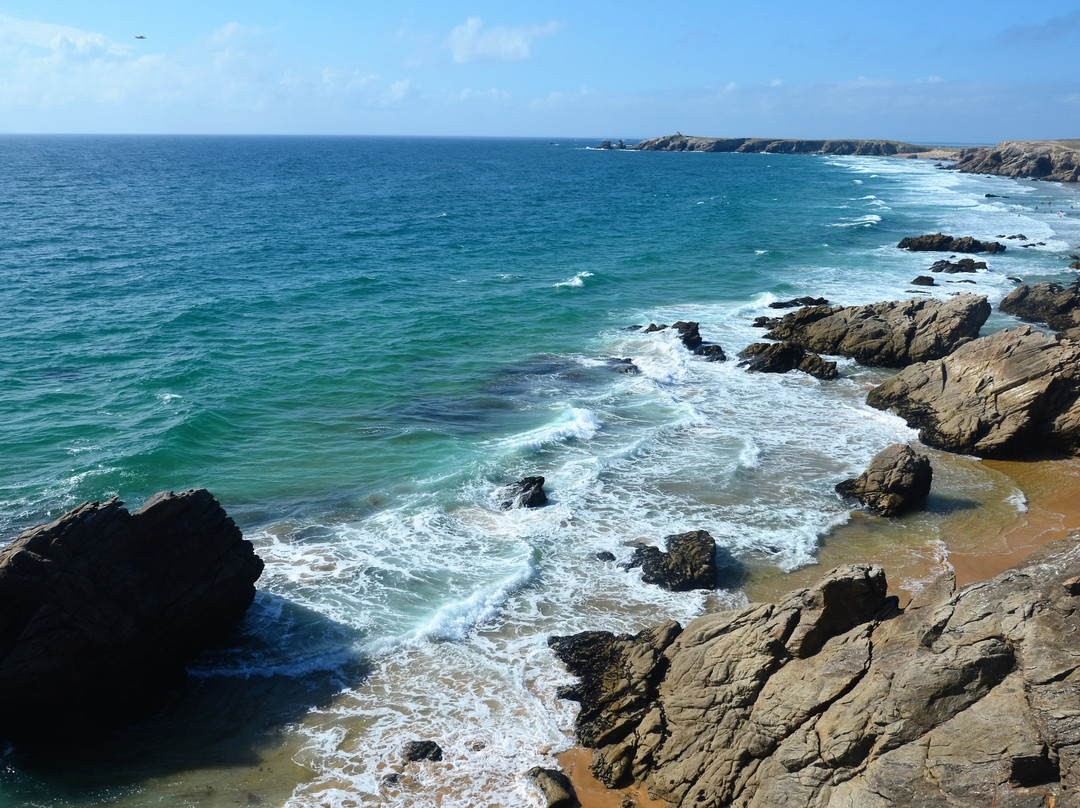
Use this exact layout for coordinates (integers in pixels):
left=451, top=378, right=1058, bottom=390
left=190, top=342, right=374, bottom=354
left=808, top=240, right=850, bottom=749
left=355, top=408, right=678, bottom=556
left=500, top=407, right=602, bottom=451
left=828, top=213, right=882, bottom=228
left=552, top=271, right=594, bottom=288
left=1006, top=490, right=1029, bottom=514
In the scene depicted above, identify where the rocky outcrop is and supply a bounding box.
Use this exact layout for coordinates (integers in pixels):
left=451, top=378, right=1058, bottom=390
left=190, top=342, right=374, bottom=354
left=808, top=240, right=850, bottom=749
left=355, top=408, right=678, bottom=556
left=552, top=533, right=1080, bottom=807
left=596, top=140, right=628, bottom=150
left=769, top=297, right=829, bottom=309
left=526, top=766, right=578, bottom=808
left=867, top=326, right=1080, bottom=458
left=625, top=530, right=717, bottom=591
left=929, top=258, right=986, bottom=273
left=763, top=295, right=990, bottom=368
left=402, top=740, right=444, bottom=763
left=0, top=489, right=263, bottom=738
left=737, top=341, right=838, bottom=380
left=835, top=444, right=932, bottom=517
left=911, top=276, right=935, bottom=286
left=953, top=139, right=1080, bottom=183
left=999, top=280, right=1080, bottom=340
left=495, top=476, right=548, bottom=509
left=631, top=135, right=933, bottom=156
left=898, top=234, right=1005, bottom=254
left=643, top=321, right=726, bottom=361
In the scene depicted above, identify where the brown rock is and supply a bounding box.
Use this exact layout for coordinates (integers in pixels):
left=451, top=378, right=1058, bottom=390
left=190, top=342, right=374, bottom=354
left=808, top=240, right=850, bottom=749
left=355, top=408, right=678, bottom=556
left=952, top=140, right=1080, bottom=183
left=526, top=766, right=578, bottom=808
left=835, top=444, right=933, bottom=517
left=1000, top=280, right=1080, bottom=339
left=625, top=530, right=717, bottom=592
left=898, top=233, right=1006, bottom=254
left=737, top=341, right=838, bottom=380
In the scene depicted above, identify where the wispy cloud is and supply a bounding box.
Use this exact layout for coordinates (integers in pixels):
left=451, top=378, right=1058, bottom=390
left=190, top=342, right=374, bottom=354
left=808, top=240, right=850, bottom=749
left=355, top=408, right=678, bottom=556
left=0, top=14, right=131, bottom=58
left=447, top=17, right=562, bottom=64
left=998, top=10, right=1080, bottom=44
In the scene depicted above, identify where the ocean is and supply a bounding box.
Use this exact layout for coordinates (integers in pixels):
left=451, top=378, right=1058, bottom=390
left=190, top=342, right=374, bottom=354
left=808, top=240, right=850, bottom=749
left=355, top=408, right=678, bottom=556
left=2, top=135, right=1080, bottom=807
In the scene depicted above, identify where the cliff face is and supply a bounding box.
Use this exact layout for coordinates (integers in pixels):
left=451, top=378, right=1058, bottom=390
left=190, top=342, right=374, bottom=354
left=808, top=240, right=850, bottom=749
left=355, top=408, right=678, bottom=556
left=951, top=140, right=1080, bottom=182
left=631, top=135, right=932, bottom=156
left=551, top=532, right=1080, bottom=807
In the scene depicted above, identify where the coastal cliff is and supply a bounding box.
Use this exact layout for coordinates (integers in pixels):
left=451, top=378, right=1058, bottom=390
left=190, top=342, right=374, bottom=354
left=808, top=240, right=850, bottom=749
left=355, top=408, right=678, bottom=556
left=952, top=140, right=1080, bottom=183
left=552, top=532, right=1080, bottom=807
left=629, top=134, right=936, bottom=156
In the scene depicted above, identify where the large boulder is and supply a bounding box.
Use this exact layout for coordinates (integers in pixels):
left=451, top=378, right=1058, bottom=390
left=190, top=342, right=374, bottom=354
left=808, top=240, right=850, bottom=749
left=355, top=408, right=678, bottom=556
left=897, top=233, right=1006, bottom=253
left=0, top=489, right=263, bottom=738
left=763, top=295, right=990, bottom=368
left=495, top=476, right=548, bottom=509
left=551, top=533, right=1080, bottom=807
left=999, top=280, right=1080, bottom=340
left=835, top=444, right=932, bottom=517
left=737, top=341, right=838, bottom=380
left=625, top=530, right=717, bottom=591
left=867, top=326, right=1080, bottom=458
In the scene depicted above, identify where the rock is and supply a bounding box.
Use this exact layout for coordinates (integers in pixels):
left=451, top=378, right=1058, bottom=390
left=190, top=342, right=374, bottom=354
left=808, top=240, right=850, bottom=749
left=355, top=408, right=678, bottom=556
left=952, top=140, right=1080, bottom=183
left=897, top=233, right=1006, bottom=253
left=0, top=489, right=263, bottom=738
left=669, top=321, right=726, bottom=361
left=495, top=476, right=548, bottom=510
left=631, top=135, right=935, bottom=157
left=551, top=533, right=1080, bottom=806
left=928, top=258, right=987, bottom=273
left=763, top=295, right=990, bottom=368
left=866, top=326, right=1080, bottom=458
left=692, top=343, right=726, bottom=361
left=1000, top=280, right=1080, bottom=339
left=402, top=740, right=443, bottom=763
left=737, top=341, right=838, bottom=380
left=752, top=315, right=781, bottom=329
left=642, top=323, right=667, bottom=333
left=835, top=444, right=933, bottom=517
left=526, top=766, right=578, bottom=808
left=910, top=275, right=935, bottom=286
left=625, top=530, right=717, bottom=591
left=605, top=357, right=640, bottom=374
left=595, top=551, right=616, bottom=563
left=1071, top=261, right=1080, bottom=270
left=768, top=296, right=829, bottom=309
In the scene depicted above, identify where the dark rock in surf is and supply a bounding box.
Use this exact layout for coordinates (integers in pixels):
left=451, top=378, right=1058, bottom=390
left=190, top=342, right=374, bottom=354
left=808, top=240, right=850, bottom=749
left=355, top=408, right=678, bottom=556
left=898, top=233, right=1006, bottom=254
left=0, top=489, right=263, bottom=739
left=752, top=315, right=782, bottom=329
left=495, top=477, right=548, bottom=510
left=643, top=323, right=667, bottom=333
left=911, top=275, right=936, bottom=286
left=835, top=444, right=932, bottom=517
left=737, top=341, right=838, bottom=380
left=526, top=766, right=578, bottom=808
left=402, top=739, right=443, bottom=763
left=672, top=321, right=726, bottom=361
left=605, top=357, right=640, bottom=374
left=693, top=344, right=727, bottom=361
left=929, top=258, right=986, bottom=273
left=769, top=296, right=830, bottom=309
left=625, top=530, right=717, bottom=591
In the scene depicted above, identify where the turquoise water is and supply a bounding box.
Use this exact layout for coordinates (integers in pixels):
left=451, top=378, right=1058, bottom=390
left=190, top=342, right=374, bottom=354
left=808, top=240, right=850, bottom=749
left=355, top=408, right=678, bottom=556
left=2, top=136, right=1080, bottom=807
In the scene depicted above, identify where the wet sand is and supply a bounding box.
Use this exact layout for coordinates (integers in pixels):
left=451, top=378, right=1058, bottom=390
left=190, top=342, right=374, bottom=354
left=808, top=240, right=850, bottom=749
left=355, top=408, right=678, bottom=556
left=558, top=454, right=1080, bottom=808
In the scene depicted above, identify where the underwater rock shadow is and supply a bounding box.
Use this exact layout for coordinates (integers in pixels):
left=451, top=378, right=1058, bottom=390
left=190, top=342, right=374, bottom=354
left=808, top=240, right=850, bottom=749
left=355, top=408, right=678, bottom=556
left=2, top=591, right=368, bottom=796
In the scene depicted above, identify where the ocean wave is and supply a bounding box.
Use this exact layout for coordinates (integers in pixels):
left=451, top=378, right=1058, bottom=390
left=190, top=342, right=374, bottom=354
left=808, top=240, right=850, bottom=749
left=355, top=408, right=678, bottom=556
left=828, top=214, right=882, bottom=228
left=552, top=271, right=594, bottom=288
left=500, top=407, right=602, bottom=451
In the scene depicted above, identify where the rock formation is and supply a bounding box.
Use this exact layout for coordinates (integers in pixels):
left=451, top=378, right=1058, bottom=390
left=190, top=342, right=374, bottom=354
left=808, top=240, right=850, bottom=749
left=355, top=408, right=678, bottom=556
left=625, top=530, right=717, bottom=591
left=0, top=489, right=263, bottom=738
left=644, top=321, right=726, bottom=361
left=631, top=135, right=934, bottom=157
left=929, top=258, right=986, bottom=273
left=835, top=444, right=932, bottom=517
left=495, top=476, right=549, bottom=509
left=952, top=140, right=1080, bottom=183
left=866, top=326, right=1080, bottom=458
left=402, top=739, right=444, bottom=763
left=999, top=280, right=1080, bottom=340
left=910, top=276, right=935, bottom=286
left=762, top=295, right=990, bottom=368
left=552, top=532, right=1080, bottom=807
left=527, top=766, right=578, bottom=808
left=737, top=342, right=838, bottom=380
left=897, top=234, right=1005, bottom=254
left=769, top=297, right=830, bottom=309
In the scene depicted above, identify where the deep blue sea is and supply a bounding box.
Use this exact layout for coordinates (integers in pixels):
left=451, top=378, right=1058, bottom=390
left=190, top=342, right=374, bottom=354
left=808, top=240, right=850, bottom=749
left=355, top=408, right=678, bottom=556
left=2, top=136, right=1080, bottom=807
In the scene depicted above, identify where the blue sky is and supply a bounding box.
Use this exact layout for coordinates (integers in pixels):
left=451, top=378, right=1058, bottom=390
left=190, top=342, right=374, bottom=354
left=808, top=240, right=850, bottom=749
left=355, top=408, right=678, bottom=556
left=1, top=2, right=1078, bottom=142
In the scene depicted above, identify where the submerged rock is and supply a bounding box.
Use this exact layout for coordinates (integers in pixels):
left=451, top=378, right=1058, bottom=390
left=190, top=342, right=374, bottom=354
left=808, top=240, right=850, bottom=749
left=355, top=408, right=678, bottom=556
left=867, top=326, right=1080, bottom=458
left=835, top=444, right=932, bottom=517
left=402, top=739, right=443, bottom=763
left=763, top=294, right=990, bottom=368
left=550, top=532, right=1080, bottom=806
left=495, top=476, right=548, bottom=509
left=625, top=530, right=717, bottom=591
left=737, top=341, right=838, bottom=380
left=0, top=489, right=263, bottom=739
left=646, top=321, right=726, bottom=361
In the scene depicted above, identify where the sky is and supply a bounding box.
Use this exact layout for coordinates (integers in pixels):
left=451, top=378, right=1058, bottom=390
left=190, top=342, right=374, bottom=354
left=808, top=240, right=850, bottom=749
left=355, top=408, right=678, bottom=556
left=0, top=2, right=1078, bottom=142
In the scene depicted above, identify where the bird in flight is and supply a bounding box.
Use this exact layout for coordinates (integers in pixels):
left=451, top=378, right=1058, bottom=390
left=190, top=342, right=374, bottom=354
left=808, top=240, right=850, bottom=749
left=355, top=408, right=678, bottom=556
left=135, top=35, right=146, bottom=39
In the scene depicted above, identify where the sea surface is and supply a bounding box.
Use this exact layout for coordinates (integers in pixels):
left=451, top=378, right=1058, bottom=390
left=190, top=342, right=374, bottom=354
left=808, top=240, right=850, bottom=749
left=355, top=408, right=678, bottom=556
left=2, top=135, right=1080, bottom=807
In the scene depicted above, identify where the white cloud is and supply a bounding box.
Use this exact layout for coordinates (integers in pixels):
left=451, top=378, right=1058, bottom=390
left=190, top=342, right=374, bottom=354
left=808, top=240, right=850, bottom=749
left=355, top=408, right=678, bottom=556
left=447, top=17, right=562, bottom=64
left=770, top=78, right=782, bottom=87
left=0, top=15, right=130, bottom=57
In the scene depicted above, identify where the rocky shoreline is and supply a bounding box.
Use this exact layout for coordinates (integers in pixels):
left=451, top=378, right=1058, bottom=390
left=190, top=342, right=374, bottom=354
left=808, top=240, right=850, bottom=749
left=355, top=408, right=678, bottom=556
left=604, top=134, right=1080, bottom=183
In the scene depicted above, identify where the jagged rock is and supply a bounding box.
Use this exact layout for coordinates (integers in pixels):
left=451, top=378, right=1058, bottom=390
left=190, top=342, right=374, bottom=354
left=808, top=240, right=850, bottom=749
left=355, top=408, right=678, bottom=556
left=768, top=296, right=829, bottom=309
left=911, top=275, right=935, bottom=286
left=526, top=766, right=578, bottom=808
left=752, top=315, right=781, bottom=329
left=402, top=740, right=443, bottom=763
left=1071, top=260, right=1080, bottom=270
left=737, top=341, right=838, bottom=380
left=666, top=321, right=726, bottom=361
left=0, top=489, right=263, bottom=738
left=763, top=295, right=990, bottom=368
left=835, top=444, right=932, bottom=517
left=693, top=344, right=727, bottom=361
left=642, top=323, right=667, bottom=333
left=867, top=326, right=1080, bottom=458
left=953, top=140, right=1080, bottom=183
left=929, top=258, right=986, bottom=273
left=625, top=530, right=717, bottom=591
left=605, top=357, right=640, bottom=374
left=551, top=533, right=1080, bottom=807
left=898, top=233, right=1006, bottom=254
left=495, top=476, right=548, bottom=509
left=1000, top=280, right=1080, bottom=339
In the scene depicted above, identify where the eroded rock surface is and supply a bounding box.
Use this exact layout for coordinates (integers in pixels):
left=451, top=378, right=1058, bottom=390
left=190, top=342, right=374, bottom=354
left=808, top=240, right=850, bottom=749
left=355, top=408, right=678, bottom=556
left=835, top=444, right=932, bottom=517
left=1000, top=280, right=1080, bottom=340
left=897, top=234, right=1006, bottom=254
left=552, top=534, right=1080, bottom=807
left=953, top=140, right=1080, bottom=183
left=737, top=342, right=838, bottom=380
left=763, top=295, right=990, bottom=368
left=626, top=530, right=717, bottom=592
left=866, top=326, right=1080, bottom=458
left=0, top=489, right=263, bottom=738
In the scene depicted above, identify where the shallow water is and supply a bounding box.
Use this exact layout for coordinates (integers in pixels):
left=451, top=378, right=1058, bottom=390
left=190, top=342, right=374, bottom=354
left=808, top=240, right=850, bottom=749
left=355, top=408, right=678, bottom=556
left=2, top=136, right=1080, bottom=806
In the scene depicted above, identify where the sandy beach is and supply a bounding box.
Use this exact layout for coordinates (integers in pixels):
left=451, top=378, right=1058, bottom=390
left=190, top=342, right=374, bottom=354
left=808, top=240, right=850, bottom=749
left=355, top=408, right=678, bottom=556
left=557, top=453, right=1080, bottom=807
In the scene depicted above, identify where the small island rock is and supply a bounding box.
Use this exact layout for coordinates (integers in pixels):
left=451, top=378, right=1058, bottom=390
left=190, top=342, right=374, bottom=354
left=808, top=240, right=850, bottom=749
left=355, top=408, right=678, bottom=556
left=835, top=444, right=932, bottom=517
